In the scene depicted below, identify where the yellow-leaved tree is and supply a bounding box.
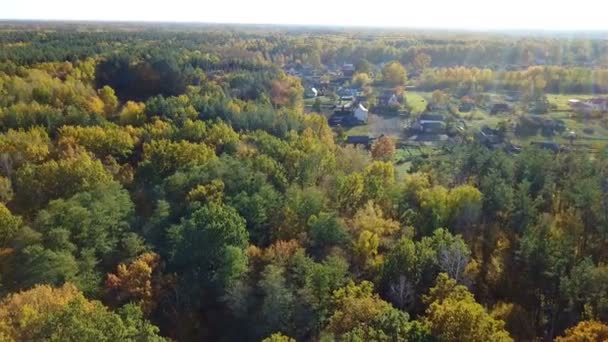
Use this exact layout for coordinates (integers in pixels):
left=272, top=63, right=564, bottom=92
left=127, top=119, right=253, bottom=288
left=0, top=283, right=81, bottom=341
left=423, top=273, right=512, bottom=342
left=106, top=252, right=162, bottom=314
left=555, top=320, right=608, bottom=342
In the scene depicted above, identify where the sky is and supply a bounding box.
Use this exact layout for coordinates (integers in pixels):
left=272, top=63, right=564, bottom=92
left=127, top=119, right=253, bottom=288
left=3, top=0, right=608, bottom=31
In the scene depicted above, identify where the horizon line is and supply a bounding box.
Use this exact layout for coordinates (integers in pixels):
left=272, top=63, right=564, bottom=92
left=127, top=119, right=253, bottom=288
left=1, top=18, right=608, bottom=34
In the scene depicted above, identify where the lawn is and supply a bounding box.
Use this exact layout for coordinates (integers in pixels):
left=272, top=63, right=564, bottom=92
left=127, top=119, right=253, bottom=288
left=304, top=95, right=334, bottom=106
left=457, top=107, right=506, bottom=132
left=343, top=125, right=371, bottom=136
left=547, top=94, right=594, bottom=111
left=405, top=91, right=429, bottom=114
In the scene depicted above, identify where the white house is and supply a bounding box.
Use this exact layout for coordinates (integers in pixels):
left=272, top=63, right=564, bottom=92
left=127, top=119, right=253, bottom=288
left=305, top=87, right=318, bottom=98
left=354, top=103, right=369, bottom=122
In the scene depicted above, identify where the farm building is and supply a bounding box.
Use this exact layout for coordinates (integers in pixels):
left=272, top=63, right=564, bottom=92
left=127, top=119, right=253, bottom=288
left=414, top=120, right=446, bottom=134
left=409, top=113, right=447, bottom=136
left=345, top=135, right=373, bottom=148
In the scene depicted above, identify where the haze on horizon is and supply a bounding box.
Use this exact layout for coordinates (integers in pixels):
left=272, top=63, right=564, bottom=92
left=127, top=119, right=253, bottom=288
left=3, top=0, right=608, bottom=31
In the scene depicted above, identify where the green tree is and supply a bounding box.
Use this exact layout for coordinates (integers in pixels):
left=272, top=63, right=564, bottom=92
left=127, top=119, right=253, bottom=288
left=259, top=265, right=296, bottom=337
left=16, top=245, right=79, bottom=289
left=561, top=258, right=608, bottom=322
left=355, top=59, right=373, bottom=74
left=14, top=152, right=113, bottom=211
left=0, top=204, right=21, bottom=247
left=169, top=203, right=248, bottom=292
left=382, top=237, right=418, bottom=310
left=308, top=212, right=348, bottom=255
left=34, top=182, right=134, bottom=259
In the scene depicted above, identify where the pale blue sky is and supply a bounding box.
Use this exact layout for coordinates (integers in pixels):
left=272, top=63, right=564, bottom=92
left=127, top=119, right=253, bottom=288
left=3, top=0, right=608, bottom=30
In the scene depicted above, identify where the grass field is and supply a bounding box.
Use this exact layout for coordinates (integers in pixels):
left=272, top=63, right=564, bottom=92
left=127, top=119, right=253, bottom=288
left=405, top=91, right=429, bottom=114
left=547, top=94, right=594, bottom=111
left=303, top=95, right=336, bottom=108
left=343, top=125, right=371, bottom=136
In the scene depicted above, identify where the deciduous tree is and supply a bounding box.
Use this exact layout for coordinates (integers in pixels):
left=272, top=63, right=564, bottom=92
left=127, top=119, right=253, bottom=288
left=371, top=135, right=396, bottom=161
left=382, top=61, right=407, bottom=87
left=423, top=273, right=512, bottom=342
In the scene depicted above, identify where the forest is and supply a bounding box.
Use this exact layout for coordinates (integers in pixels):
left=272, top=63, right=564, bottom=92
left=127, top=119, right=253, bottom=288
left=1, top=21, right=608, bottom=341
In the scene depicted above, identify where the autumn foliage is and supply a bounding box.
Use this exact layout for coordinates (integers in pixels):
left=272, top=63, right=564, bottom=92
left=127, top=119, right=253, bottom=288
left=106, top=252, right=162, bottom=314
left=371, top=135, right=396, bottom=160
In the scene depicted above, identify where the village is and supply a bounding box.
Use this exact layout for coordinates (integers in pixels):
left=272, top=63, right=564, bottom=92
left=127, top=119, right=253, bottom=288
left=289, top=62, right=608, bottom=170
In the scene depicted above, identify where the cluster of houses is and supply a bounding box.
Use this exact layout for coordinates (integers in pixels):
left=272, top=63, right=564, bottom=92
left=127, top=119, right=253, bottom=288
left=287, top=62, right=363, bottom=96
left=291, top=62, right=577, bottom=154
left=291, top=61, right=409, bottom=128
left=287, top=61, right=404, bottom=108
left=284, top=60, right=608, bottom=159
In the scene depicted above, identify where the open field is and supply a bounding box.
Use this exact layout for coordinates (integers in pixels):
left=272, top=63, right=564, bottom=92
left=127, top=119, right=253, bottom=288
left=343, top=113, right=405, bottom=137
left=547, top=93, right=594, bottom=111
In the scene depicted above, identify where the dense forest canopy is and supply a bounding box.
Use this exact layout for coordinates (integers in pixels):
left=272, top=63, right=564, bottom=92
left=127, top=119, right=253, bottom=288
left=1, top=21, right=608, bottom=341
